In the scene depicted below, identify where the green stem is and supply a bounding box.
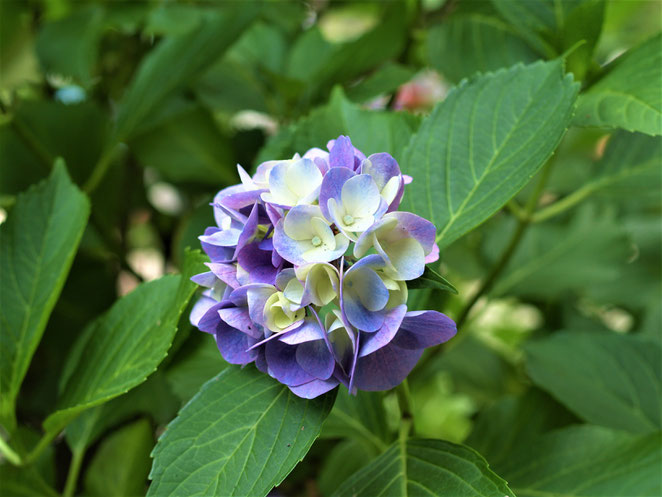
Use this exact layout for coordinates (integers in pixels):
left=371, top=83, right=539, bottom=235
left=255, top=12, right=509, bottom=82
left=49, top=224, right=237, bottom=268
left=83, top=147, right=115, bottom=194
left=395, top=380, right=414, bottom=437
left=63, top=448, right=85, bottom=497
left=22, top=428, right=59, bottom=466
left=531, top=183, right=597, bottom=223
left=0, top=436, right=22, bottom=465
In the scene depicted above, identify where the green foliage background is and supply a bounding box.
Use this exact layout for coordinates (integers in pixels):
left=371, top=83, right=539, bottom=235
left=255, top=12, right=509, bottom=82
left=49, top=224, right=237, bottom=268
left=0, top=1, right=660, bottom=496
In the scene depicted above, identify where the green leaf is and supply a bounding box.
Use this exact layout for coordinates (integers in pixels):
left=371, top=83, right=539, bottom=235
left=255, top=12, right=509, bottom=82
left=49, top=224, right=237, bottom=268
left=130, top=105, right=235, bottom=185
left=427, top=13, right=539, bottom=83
left=286, top=2, right=411, bottom=104
left=574, top=33, right=662, bottom=135
left=332, top=438, right=513, bottom=497
left=490, top=0, right=606, bottom=76
left=147, top=367, right=336, bottom=497
left=489, top=205, right=631, bottom=298
left=35, top=6, right=106, bottom=86
left=66, top=372, right=179, bottom=453
left=112, top=5, right=258, bottom=143
left=257, top=87, right=420, bottom=165
left=0, top=162, right=89, bottom=429
left=84, top=418, right=154, bottom=497
left=165, top=333, right=227, bottom=403
left=407, top=266, right=458, bottom=294
left=319, top=439, right=378, bottom=497
left=525, top=331, right=661, bottom=433
left=465, top=389, right=577, bottom=468
left=43, top=251, right=204, bottom=433
left=345, top=63, right=415, bottom=103
left=498, top=425, right=662, bottom=497
left=322, top=389, right=392, bottom=453
left=11, top=100, right=110, bottom=185
left=401, top=59, right=578, bottom=249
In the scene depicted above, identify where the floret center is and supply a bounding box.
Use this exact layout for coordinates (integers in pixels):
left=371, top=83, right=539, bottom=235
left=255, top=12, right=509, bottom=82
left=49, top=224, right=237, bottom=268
left=343, top=214, right=354, bottom=226
left=311, top=235, right=322, bottom=247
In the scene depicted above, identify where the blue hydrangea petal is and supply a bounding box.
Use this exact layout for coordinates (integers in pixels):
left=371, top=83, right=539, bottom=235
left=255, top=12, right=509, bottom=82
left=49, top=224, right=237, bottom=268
left=265, top=340, right=316, bottom=386
left=358, top=305, right=407, bottom=357
left=215, top=323, right=258, bottom=365
left=218, top=307, right=260, bottom=339
left=352, top=342, right=423, bottom=391
left=296, top=339, right=335, bottom=380
left=392, top=310, right=457, bottom=350
left=288, top=377, right=339, bottom=399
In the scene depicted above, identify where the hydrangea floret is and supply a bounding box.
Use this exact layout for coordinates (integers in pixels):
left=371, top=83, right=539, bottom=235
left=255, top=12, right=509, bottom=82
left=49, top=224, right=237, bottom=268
left=190, top=136, right=457, bottom=398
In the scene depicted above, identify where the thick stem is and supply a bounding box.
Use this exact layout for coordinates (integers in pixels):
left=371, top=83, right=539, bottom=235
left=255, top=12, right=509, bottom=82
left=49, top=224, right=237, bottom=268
left=395, top=380, right=414, bottom=437
left=63, top=448, right=85, bottom=497
left=22, top=428, right=59, bottom=466
left=0, top=436, right=22, bottom=465
left=83, top=148, right=115, bottom=194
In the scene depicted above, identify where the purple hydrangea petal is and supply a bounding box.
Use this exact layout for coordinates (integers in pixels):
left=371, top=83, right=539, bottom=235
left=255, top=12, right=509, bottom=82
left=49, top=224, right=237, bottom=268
left=342, top=296, right=385, bottom=332
left=218, top=306, right=260, bottom=339
left=207, top=262, right=240, bottom=289
left=280, top=318, right=325, bottom=345
left=296, top=340, right=335, bottom=380
left=328, top=135, right=355, bottom=169
left=234, top=202, right=260, bottom=258
left=392, top=310, right=457, bottom=350
left=359, top=305, right=407, bottom=357
left=425, top=242, right=440, bottom=264
left=215, top=323, right=258, bottom=365
left=190, top=271, right=217, bottom=288
left=361, top=153, right=400, bottom=188
left=265, top=340, right=315, bottom=386
left=289, top=377, right=339, bottom=399
left=199, top=228, right=241, bottom=247
left=389, top=212, right=436, bottom=254
left=255, top=349, right=268, bottom=373
left=199, top=227, right=236, bottom=262
left=190, top=295, right=219, bottom=328
left=319, top=167, right=355, bottom=221
left=237, top=242, right=279, bottom=285
left=352, top=342, right=423, bottom=391
left=197, top=300, right=225, bottom=334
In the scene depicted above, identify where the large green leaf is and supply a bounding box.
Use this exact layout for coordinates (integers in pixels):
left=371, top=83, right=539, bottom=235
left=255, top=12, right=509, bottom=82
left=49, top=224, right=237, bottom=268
left=130, top=105, right=235, bottom=185
left=35, top=6, right=106, bottom=86
left=321, top=389, right=392, bottom=453
left=42, top=251, right=204, bottom=433
left=489, top=206, right=630, bottom=298
left=498, top=425, right=662, bottom=497
left=0, top=162, right=89, bottom=429
left=465, top=389, right=577, bottom=468
left=526, top=331, right=661, bottom=433
left=401, top=59, right=578, bottom=249
left=286, top=2, right=411, bottom=105
left=147, top=367, right=336, bottom=497
left=427, top=13, right=539, bottom=83
left=332, top=438, right=513, bottom=497
left=112, top=4, right=257, bottom=143
left=66, top=372, right=179, bottom=454
left=164, top=333, right=227, bottom=403
left=490, top=0, right=606, bottom=78
left=574, top=33, right=662, bottom=135
left=256, top=87, right=420, bottom=165
left=84, top=418, right=154, bottom=497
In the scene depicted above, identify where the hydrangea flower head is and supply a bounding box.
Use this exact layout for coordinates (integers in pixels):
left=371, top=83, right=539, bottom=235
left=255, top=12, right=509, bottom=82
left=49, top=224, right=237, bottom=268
left=190, top=136, right=457, bottom=398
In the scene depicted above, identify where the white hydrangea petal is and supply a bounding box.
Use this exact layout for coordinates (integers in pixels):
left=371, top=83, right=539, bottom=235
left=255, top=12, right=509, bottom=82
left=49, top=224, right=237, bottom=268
left=341, top=174, right=381, bottom=218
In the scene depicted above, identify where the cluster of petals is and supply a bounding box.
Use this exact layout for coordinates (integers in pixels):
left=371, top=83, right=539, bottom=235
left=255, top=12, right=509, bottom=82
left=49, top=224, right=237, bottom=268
left=190, top=135, right=456, bottom=398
